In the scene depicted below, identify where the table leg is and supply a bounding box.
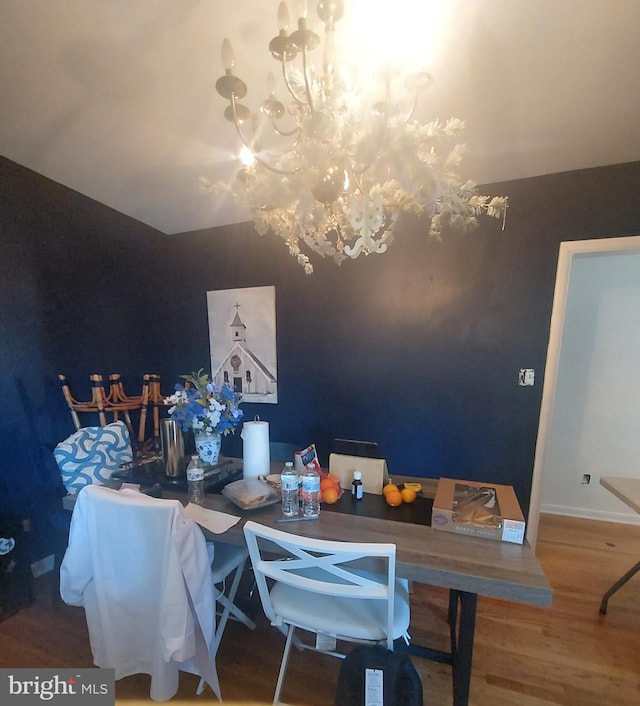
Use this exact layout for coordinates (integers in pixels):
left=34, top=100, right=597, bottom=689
left=396, top=589, right=477, bottom=706
left=448, top=590, right=477, bottom=706
left=599, top=559, right=640, bottom=615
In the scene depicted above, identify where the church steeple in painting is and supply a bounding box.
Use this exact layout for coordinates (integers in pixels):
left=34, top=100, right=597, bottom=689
left=230, top=302, right=247, bottom=344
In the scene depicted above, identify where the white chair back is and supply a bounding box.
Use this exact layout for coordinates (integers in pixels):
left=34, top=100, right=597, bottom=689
left=243, top=520, right=399, bottom=650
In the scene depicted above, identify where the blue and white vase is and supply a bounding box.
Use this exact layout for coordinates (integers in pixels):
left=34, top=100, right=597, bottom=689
left=194, top=432, right=222, bottom=467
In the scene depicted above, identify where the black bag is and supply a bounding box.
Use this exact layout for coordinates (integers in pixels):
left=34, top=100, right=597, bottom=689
left=0, top=513, right=34, bottom=623
left=335, top=645, right=423, bottom=706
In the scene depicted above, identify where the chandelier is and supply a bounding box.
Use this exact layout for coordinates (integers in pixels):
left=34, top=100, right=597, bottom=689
left=207, top=1, right=508, bottom=274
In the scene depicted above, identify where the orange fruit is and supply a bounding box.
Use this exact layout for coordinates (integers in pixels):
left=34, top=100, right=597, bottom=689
left=321, top=477, right=340, bottom=493
left=385, top=490, right=403, bottom=507
left=382, top=483, right=399, bottom=497
left=401, top=487, right=417, bottom=504
left=322, top=487, right=339, bottom=504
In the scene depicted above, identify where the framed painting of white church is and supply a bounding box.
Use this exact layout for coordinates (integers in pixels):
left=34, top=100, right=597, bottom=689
left=207, top=285, right=278, bottom=404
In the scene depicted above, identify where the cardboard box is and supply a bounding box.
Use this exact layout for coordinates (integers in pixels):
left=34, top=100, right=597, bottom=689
left=431, top=478, right=526, bottom=544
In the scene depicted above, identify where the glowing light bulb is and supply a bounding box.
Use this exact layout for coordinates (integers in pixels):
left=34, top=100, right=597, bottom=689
left=221, top=38, right=234, bottom=71
left=239, top=145, right=256, bottom=166
left=277, top=2, right=290, bottom=31
left=294, top=0, right=307, bottom=19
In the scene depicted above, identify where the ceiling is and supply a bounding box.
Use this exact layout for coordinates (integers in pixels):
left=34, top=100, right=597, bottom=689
left=1, top=0, right=639, bottom=235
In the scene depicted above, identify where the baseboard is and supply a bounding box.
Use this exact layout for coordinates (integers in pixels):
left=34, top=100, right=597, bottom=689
left=31, top=554, right=54, bottom=578
left=541, top=504, right=640, bottom=526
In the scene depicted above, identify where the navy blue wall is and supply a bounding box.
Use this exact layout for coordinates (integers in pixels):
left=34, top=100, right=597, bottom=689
left=1, top=155, right=639, bottom=560
left=0, top=158, right=171, bottom=558
left=163, top=162, right=640, bottom=511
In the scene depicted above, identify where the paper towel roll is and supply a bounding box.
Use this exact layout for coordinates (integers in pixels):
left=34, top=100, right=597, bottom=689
left=241, top=420, right=270, bottom=479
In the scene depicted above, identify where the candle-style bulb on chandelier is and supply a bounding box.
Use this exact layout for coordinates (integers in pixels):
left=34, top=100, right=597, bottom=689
left=207, top=0, right=508, bottom=274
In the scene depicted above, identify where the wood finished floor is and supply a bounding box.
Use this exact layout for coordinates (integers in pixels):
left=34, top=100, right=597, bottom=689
left=0, top=513, right=639, bottom=705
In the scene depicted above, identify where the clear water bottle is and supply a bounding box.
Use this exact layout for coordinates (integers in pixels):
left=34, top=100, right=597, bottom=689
left=281, top=462, right=299, bottom=517
left=186, top=454, right=205, bottom=505
left=301, top=463, right=320, bottom=518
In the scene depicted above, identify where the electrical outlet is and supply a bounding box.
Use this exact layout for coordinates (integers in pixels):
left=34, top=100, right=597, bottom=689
left=518, top=369, right=535, bottom=386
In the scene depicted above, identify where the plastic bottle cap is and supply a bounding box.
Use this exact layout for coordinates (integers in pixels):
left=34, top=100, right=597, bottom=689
left=353, top=471, right=362, bottom=480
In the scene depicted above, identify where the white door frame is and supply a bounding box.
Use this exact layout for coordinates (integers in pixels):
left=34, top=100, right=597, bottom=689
left=527, top=234, right=640, bottom=548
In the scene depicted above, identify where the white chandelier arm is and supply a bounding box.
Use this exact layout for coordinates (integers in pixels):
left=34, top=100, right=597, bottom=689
left=270, top=115, right=301, bottom=138
left=265, top=130, right=304, bottom=162
left=228, top=95, right=253, bottom=147
left=280, top=56, right=312, bottom=110
left=228, top=95, right=301, bottom=177
left=300, top=47, right=315, bottom=114
left=403, top=73, right=432, bottom=123
left=404, top=91, right=420, bottom=124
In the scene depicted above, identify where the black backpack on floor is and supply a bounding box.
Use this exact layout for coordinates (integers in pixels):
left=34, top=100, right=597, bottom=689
left=335, top=645, right=423, bottom=706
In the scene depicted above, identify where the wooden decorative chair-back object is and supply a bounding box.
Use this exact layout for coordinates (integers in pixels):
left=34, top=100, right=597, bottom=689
left=59, top=373, right=152, bottom=444
left=149, top=374, right=171, bottom=443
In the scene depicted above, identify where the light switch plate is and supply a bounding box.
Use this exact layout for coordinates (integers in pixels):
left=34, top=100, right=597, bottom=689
left=518, top=369, right=535, bottom=386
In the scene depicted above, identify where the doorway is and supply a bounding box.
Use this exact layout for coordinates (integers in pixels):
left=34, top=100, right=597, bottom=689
left=527, top=235, right=640, bottom=548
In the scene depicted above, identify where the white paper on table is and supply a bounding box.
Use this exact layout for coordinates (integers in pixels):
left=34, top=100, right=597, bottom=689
left=120, top=483, right=141, bottom=491
left=185, top=503, right=241, bottom=534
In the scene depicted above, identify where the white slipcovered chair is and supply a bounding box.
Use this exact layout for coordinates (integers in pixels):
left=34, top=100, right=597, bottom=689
left=60, top=485, right=221, bottom=701
left=243, top=520, right=411, bottom=705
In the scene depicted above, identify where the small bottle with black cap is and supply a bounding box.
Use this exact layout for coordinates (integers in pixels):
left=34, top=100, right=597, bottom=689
left=351, top=471, right=363, bottom=501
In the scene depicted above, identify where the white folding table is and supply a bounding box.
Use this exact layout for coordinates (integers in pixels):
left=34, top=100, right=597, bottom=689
left=599, top=476, right=640, bottom=614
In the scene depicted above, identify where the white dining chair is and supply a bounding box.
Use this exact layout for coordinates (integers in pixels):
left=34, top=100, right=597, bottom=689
left=195, top=541, right=257, bottom=694
left=60, top=485, right=221, bottom=701
left=243, top=520, right=411, bottom=705
left=210, top=542, right=256, bottom=648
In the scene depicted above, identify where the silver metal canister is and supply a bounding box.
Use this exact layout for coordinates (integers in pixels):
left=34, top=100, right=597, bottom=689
left=160, top=419, right=185, bottom=477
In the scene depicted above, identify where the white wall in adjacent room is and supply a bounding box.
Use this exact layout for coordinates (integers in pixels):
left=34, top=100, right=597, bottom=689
left=541, top=250, right=640, bottom=523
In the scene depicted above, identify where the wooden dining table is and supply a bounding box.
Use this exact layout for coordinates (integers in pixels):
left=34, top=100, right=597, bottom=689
left=160, top=462, right=553, bottom=706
